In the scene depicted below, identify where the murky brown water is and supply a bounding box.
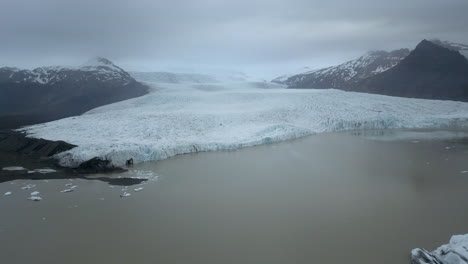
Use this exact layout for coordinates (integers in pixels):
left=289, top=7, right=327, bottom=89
left=1, top=130, right=468, bottom=264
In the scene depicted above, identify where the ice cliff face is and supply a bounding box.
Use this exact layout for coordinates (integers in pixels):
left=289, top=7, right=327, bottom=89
left=273, top=49, right=410, bottom=88
left=412, top=234, right=468, bottom=264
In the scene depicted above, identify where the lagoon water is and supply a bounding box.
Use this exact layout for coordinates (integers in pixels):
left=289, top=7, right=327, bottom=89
left=1, top=130, right=468, bottom=264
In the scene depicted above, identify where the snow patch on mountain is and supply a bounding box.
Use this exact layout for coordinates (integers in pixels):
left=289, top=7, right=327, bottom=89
left=0, top=57, right=132, bottom=85
left=21, top=81, right=468, bottom=167
left=276, top=49, right=410, bottom=88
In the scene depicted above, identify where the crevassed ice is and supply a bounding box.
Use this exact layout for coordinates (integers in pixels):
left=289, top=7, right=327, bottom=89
left=21, top=82, right=468, bottom=167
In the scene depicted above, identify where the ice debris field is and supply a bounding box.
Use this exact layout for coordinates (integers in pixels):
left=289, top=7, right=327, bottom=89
left=22, top=80, right=468, bottom=167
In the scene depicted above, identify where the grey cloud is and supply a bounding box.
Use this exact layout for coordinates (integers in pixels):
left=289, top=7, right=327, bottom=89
left=1, top=0, right=467, bottom=78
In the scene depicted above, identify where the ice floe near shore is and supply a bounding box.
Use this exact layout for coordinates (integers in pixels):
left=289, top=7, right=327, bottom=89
left=21, top=82, right=468, bottom=167
left=2, top=166, right=27, bottom=171
left=412, top=234, right=468, bottom=264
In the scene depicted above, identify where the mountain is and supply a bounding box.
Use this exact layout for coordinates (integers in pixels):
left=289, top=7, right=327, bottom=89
left=352, top=40, right=468, bottom=101
left=274, top=49, right=410, bottom=88
left=0, top=57, right=148, bottom=129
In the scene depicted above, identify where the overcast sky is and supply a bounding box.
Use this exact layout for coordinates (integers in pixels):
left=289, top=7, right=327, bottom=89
left=1, top=0, right=467, bottom=78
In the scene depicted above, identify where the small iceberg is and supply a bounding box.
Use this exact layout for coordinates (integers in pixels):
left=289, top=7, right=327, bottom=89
left=60, top=189, right=74, bottom=193
left=30, top=191, right=40, bottom=196
left=412, top=234, right=468, bottom=264
left=461, top=171, right=468, bottom=174
left=21, top=184, right=36, bottom=190
left=3, top=166, right=27, bottom=171
left=120, top=192, right=131, bottom=198
left=4, top=192, right=12, bottom=196
left=27, top=168, right=57, bottom=174
left=134, top=187, right=144, bottom=192
left=28, top=196, right=42, bottom=201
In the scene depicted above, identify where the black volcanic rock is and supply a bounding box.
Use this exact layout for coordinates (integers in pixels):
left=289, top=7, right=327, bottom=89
left=0, top=57, right=149, bottom=129
left=352, top=40, right=468, bottom=101
left=275, top=48, right=410, bottom=88
left=0, top=130, right=76, bottom=158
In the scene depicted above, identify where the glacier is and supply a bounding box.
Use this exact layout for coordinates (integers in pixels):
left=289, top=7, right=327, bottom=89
left=21, top=80, right=468, bottom=167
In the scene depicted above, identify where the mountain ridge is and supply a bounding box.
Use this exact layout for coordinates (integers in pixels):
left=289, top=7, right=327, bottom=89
left=350, top=39, right=468, bottom=101
left=274, top=48, right=410, bottom=88
left=0, top=57, right=148, bottom=129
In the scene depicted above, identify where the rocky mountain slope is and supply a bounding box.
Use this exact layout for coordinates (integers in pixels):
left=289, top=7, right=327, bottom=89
left=274, top=49, right=410, bottom=88
left=352, top=40, right=468, bottom=101
left=0, top=57, right=148, bottom=129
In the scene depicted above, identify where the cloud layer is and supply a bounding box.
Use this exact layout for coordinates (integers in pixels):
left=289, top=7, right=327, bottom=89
left=1, top=0, right=467, bottom=77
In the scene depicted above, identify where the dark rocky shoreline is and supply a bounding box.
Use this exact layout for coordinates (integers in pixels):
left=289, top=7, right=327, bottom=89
left=0, top=130, right=145, bottom=186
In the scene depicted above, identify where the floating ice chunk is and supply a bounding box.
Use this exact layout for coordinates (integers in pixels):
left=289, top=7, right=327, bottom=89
left=4, top=192, right=12, bottom=196
left=134, top=187, right=143, bottom=192
left=28, top=196, right=42, bottom=201
left=120, top=192, right=131, bottom=198
left=70, top=185, right=78, bottom=189
left=461, top=171, right=468, bottom=174
left=411, top=234, right=468, bottom=264
left=60, top=189, right=74, bottom=193
left=27, top=168, right=57, bottom=174
left=65, top=183, right=73, bottom=186
left=21, top=184, right=36, bottom=190
left=30, top=191, right=40, bottom=196
left=3, top=166, right=27, bottom=171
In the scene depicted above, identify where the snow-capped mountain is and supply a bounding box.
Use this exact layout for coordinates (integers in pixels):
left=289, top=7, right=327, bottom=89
left=274, top=49, right=410, bottom=88
left=0, top=57, right=148, bottom=129
left=352, top=40, right=468, bottom=101
left=0, top=57, right=134, bottom=86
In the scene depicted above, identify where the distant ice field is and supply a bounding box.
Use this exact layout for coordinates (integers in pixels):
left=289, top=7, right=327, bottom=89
left=22, top=81, right=468, bottom=167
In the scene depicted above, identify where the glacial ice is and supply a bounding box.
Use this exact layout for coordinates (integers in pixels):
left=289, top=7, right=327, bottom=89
left=21, top=81, right=468, bottom=167
left=412, top=234, right=468, bottom=264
